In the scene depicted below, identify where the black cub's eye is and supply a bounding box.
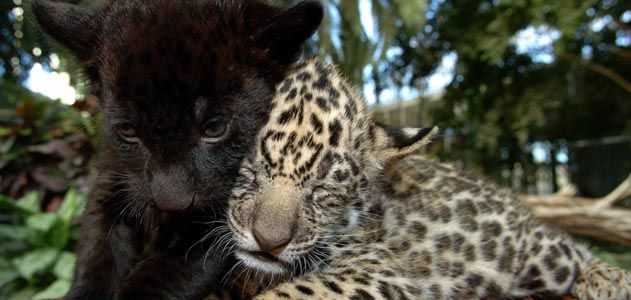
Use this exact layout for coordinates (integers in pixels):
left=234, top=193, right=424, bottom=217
left=202, top=117, right=230, bottom=142
left=114, top=123, right=139, bottom=143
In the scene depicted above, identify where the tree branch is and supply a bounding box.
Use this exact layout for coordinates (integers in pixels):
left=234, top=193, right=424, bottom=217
left=611, top=18, right=631, bottom=32
left=563, top=53, right=631, bottom=94
left=611, top=46, right=631, bottom=59
left=591, top=174, right=631, bottom=210
left=520, top=174, right=631, bottom=246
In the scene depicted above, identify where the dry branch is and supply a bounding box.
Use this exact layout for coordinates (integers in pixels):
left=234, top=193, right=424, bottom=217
left=520, top=174, right=631, bottom=247
left=590, top=174, right=631, bottom=210
left=563, top=53, right=631, bottom=94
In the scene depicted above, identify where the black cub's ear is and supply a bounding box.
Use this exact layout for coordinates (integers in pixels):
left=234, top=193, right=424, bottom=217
left=252, top=1, right=323, bottom=65
left=31, top=0, right=100, bottom=61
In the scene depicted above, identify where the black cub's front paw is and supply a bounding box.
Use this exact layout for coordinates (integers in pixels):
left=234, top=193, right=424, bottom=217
left=117, top=250, right=228, bottom=300
left=64, top=287, right=116, bottom=300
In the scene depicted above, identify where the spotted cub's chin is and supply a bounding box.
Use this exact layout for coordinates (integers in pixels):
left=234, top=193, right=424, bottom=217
left=235, top=249, right=290, bottom=275
left=234, top=246, right=324, bottom=277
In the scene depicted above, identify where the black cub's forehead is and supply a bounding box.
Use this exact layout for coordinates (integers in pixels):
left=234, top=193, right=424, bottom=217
left=100, top=0, right=259, bottom=96
left=95, top=0, right=276, bottom=131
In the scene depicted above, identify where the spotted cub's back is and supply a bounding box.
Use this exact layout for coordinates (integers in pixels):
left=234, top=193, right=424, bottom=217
left=382, top=156, right=593, bottom=298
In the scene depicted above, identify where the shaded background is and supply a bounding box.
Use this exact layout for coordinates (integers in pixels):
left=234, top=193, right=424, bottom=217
left=0, top=0, right=629, bottom=298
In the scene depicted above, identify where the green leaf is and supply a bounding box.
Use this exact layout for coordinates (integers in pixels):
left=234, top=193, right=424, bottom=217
left=52, top=252, right=75, bottom=281
left=26, top=214, right=58, bottom=233
left=0, top=225, right=30, bottom=242
left=0, top=195, right=33, bottom=216
left=12, top=248, right=59, bottom=281
left=32, top=279, right=71, bottom=300
left=17, top=192, right=41, bottom=214
left=47, top=219, right=70, bottom=250
left=4, top=286, right=37, bottom=300
left=596, top=252, right=621, bottom=268
left=0, top=135, right=16, bottom=155
left=0, top=258, right=12, bottom=269
left=80, top=115, right=96, bottom=136
left=56, top=189, right=86, bottom=223
left=0, top=270, right=19, bottom=289
left=0, top=127, right=11, bottom=137
left=17, top=128, right=32, bottom=136
left=397, top=0, right=427, bottom=30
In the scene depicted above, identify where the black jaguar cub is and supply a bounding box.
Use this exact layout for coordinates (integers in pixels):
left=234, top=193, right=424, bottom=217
left=31, top=0, right=323, bottom=299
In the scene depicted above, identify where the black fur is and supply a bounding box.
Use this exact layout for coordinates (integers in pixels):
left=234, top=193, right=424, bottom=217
left=31, top=0, right=323, bottom=299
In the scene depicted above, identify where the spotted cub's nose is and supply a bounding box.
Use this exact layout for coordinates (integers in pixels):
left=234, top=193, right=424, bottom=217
left=252, top=228, right=292, bottom=256
left=250, top=178, right=299, bottom=256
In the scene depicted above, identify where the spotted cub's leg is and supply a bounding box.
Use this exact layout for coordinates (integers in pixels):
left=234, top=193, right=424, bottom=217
left=570, top=258, right=631, bottom=300
left=253, top=251, right=417, bottom=300
left=253, top=274, right=412, bottom=300
left=508, top=227, right=591, bottom=297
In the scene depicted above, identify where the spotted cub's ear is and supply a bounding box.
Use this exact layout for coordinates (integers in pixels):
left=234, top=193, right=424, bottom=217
left=372, top=122, right=439, bottom=162
left=252, top=1, right=323, bottom=65
left=31, top=0, right=101, bottom=61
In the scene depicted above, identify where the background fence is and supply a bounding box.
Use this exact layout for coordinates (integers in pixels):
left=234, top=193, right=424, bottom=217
left=373, top=98, right=631, bottom=197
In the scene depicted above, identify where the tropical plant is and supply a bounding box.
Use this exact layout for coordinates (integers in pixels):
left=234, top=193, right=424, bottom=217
left=0, top=190, right=86, bottom=300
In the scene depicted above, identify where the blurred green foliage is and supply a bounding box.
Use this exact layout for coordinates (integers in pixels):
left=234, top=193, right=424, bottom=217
left=1, top=22, right=96, bottom=294
left=575, top=237, right=631, bottom=271
left=274, top=0, right=629, bottom=174
left=0, top=190, right=85, bottom=299
left=424, top=0, right=631, bottom=177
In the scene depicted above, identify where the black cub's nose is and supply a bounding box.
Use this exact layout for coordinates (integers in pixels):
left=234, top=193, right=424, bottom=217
left=150, top=165, right=194, bottom=212
left=152, top=192, right=194, bottom=212
left=252, top=228, right=292, bottom=256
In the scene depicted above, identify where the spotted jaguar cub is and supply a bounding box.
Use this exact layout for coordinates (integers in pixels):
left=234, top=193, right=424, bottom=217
left=214, top=59, right=631, bottom=299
